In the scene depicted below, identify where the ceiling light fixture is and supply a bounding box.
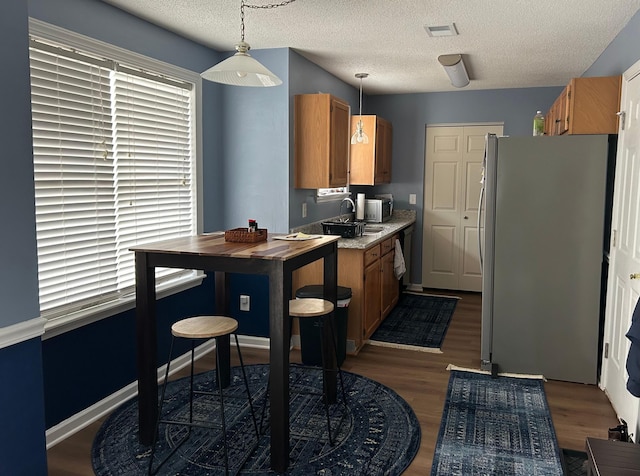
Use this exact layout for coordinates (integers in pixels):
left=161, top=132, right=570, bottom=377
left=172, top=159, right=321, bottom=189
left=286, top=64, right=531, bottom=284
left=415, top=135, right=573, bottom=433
left=438, top=54, right=470, bottom=88
left=201, top=0, right=297, bottom=87
left=351, top=73, right=370, bottom=145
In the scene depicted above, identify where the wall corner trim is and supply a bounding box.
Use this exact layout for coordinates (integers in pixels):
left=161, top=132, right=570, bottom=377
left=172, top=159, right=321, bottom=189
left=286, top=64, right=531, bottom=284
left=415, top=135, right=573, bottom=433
left=0, top=317, right=47, bottom=350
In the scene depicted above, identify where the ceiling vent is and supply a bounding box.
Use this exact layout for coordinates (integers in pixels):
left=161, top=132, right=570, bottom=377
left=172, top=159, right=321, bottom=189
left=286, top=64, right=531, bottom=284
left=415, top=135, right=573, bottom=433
left=424, top=23, right=458, bottom=37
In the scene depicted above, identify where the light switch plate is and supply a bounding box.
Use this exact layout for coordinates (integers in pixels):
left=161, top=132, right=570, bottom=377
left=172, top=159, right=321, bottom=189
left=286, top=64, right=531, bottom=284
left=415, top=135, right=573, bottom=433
left=240, top=295, right=250, bottom=311
left=409, top=193, right=416, bottom=205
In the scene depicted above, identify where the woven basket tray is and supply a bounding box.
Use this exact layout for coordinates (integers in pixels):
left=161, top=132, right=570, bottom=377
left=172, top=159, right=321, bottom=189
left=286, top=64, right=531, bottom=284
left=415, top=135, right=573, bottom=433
left=224, top=227, right=268, bottom=243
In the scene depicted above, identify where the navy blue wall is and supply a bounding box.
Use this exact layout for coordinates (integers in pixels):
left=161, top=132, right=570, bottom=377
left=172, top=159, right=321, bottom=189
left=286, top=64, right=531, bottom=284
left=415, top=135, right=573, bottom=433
left=0, top=338, right=47, bottom=475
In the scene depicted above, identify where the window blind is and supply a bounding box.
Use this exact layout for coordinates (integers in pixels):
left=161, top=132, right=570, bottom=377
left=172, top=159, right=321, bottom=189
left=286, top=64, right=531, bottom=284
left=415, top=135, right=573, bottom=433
left=29, top=38, right=195, bottom=318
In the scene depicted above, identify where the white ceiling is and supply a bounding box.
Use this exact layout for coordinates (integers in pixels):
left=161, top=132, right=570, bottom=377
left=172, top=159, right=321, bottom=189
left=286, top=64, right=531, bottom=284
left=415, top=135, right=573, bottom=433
left=99, top=0, right=640, bottom=95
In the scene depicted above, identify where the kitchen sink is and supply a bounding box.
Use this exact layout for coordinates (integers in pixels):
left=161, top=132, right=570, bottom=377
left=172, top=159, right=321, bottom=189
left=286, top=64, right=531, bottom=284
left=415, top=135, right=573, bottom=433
left=363, top=225, right=385, bottom=234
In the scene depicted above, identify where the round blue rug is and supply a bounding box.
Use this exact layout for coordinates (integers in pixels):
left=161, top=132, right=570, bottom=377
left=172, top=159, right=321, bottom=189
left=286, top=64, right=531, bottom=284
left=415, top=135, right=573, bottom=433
left=92, top=364, right=420, bottom=475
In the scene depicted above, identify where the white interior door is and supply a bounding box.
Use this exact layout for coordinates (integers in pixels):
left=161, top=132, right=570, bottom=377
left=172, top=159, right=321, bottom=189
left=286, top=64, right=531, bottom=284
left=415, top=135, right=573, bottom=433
left=423, top=124, right=503, bottom=291
left=602, top=60, right=640, bottom=439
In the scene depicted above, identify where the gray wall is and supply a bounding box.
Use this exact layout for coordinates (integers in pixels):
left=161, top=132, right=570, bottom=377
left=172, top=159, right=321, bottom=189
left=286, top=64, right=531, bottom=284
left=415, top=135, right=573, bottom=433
left=0, top=1, right=47, bottom=473
left=584, top=9, right=640, bottom=77
left=367, top=86, right=563, bottom=285
left=1, top=0, right=40, bottom=329
left=220, top=48, right=291, bottom=233
left=288, top=52, right=359, bottom=229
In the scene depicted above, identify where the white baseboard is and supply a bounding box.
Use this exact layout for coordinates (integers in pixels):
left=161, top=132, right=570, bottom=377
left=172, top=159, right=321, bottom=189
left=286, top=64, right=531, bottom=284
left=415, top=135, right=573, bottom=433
left=406, top=283, right=423, bottom=293
left=45, top=334, right=270, bottom=449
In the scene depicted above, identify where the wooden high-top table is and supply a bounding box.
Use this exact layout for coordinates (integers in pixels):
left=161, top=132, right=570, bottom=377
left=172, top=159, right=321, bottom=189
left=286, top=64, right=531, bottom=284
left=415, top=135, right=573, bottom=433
left=131, top=232, right=339, bottom=473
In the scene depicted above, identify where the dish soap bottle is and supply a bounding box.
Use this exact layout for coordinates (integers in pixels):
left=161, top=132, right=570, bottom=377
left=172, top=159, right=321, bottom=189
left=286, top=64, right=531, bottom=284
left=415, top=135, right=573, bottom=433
left=533, top=110, right=545, bottom=136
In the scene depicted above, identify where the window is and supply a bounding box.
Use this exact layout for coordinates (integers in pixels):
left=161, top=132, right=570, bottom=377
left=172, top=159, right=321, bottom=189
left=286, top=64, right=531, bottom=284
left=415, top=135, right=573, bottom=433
left=316, top=186, right=350, bottom=202
left=28, top=24, right=200, bottom=328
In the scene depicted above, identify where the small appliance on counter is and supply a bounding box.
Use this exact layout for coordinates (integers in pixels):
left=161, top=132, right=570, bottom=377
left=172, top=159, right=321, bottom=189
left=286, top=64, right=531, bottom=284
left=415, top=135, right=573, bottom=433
left=364, top=198, right=392, bottom=223
left=321, top=220, right=365, bottom=238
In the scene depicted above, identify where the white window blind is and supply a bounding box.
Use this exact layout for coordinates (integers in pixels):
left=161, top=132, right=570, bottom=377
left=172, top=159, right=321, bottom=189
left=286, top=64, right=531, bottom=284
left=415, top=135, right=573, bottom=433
left=29, top=38, right=196, bottom=318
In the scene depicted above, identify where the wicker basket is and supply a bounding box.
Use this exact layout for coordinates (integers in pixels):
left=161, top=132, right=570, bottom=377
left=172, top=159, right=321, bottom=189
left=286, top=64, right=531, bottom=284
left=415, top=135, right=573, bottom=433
left=224, top=227, right=268, bottom=243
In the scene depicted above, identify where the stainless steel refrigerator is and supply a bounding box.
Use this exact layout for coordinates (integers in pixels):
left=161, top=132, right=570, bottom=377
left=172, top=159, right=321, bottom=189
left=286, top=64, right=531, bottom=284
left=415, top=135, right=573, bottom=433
left=480, top=133, right=616, bottom=384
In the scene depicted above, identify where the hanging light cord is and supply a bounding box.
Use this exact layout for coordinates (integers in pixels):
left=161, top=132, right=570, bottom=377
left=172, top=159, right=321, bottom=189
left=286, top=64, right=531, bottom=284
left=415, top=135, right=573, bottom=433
left=358, top=76, right=364, bottom=115
left=240, top=0, right=298, bottom=43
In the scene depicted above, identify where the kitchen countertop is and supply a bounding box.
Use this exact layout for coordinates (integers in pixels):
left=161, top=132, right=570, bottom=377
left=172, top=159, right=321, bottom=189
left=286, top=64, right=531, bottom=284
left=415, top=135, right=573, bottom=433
left=292, top=209, right=416, bottom=250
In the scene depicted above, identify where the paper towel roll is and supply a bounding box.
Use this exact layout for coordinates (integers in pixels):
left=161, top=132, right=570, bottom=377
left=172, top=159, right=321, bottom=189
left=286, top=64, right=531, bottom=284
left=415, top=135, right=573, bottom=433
left=356, top=193, right=365, bottom=220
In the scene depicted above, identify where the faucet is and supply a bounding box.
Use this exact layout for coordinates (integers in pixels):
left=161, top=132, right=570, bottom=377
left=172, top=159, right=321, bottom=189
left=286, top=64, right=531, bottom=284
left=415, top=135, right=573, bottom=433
left=339, top=197, right=356, bottom=222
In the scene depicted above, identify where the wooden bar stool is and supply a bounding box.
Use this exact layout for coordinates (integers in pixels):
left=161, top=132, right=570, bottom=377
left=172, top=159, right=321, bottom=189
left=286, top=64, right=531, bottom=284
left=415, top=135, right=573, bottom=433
left=148, top=316, right=259, bottom=476
left=261, top=298, right=347, bottom=446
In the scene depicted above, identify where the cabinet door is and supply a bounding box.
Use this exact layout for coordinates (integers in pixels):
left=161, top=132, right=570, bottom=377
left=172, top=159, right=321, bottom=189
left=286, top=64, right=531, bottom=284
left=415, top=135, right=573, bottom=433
left=567, top=76, right=621, bottom=134
left=557, top=85, right=569, bottom=135
left=294, top=94, right=349, bottom=189
left=329, top=97, right=350, bottom=187
left=374, top=117, right=392, bottom=184
left=363, top=259, right=381, bottom=339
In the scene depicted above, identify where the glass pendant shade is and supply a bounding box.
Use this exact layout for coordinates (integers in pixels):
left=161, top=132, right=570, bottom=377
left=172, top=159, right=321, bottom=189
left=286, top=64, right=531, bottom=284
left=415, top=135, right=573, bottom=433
left=351, top=72, right=369, bottom=144
left=201, top=41, right=281, bottom=87
left=351, top=119, right=369, bottom=144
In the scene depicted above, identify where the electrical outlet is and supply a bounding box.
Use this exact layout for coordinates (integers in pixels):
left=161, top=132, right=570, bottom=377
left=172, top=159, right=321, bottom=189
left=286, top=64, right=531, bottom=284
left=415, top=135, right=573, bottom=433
left=240, top=294, right=250, bottom=312
left=302, top=202, right=307, bottom=218
left=409, top=193, right=416, bottom=205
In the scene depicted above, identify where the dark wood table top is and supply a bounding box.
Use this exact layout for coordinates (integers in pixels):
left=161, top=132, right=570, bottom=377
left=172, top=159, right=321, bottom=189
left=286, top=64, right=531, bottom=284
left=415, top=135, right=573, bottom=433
left=586, top=437, right=640, bottom=475
left=131, top=232, right=339, bottom=260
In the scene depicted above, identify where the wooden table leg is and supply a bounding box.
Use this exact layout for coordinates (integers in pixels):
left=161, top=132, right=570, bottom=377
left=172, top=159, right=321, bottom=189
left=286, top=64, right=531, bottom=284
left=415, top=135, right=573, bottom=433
left=269, top=263, right=290, bottom=472
left=215, top=271, right=230, bottom=387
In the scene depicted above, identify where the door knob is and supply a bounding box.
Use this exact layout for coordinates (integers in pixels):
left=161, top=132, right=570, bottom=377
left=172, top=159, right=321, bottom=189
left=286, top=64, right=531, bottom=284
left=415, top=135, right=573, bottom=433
left=631, top=273, right=640, bottom=280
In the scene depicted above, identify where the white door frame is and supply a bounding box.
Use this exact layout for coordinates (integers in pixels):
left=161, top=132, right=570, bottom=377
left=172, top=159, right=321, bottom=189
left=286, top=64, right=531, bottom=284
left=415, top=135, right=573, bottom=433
left=601, top=58, right=640, bottom=441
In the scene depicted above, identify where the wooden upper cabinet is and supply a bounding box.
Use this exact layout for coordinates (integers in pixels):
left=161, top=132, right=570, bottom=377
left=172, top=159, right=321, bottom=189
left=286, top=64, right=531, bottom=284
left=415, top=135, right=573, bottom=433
left=349, top=115, right=393, bottom=185
left=546, top=76, right=621, bottom=135
left=294, top=93, right=350, bottom=189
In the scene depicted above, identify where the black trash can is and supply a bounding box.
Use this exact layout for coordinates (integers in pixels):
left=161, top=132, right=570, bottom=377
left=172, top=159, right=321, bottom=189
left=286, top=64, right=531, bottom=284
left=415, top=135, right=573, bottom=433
left=295, top=285, right=352, bottom=366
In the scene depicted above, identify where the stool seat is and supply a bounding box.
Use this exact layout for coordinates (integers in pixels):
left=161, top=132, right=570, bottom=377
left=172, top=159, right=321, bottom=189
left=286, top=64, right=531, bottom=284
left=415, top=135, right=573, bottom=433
left=289, top=298, right=334, bottom=318
left=171, top=315, right=238, bottom=339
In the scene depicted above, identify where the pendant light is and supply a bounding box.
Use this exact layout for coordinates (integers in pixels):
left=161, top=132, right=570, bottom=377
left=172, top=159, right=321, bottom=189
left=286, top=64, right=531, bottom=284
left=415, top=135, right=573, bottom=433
left=201, top=0, right=296, bottom=87
left=351, top=73, right=369, bottom=144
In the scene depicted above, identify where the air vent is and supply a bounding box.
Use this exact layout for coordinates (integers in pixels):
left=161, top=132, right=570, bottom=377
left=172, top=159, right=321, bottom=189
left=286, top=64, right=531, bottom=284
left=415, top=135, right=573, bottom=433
left=424, top=23, right=458, bottom=37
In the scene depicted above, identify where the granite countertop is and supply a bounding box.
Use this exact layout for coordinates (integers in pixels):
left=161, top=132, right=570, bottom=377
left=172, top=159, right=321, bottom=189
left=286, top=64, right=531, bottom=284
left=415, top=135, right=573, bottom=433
left=292, top=209, right=416, bottom=250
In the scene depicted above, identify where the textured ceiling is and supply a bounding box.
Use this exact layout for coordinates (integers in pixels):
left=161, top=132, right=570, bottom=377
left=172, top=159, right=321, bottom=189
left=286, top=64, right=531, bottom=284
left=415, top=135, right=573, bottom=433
left=99, top=0, right=640, bottom=95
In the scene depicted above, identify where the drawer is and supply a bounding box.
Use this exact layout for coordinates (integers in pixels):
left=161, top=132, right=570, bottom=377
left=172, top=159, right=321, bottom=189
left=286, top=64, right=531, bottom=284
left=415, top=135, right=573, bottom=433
left=364, top=244, right=381, bottom=267
left=381, top=236, right=395, bottom=255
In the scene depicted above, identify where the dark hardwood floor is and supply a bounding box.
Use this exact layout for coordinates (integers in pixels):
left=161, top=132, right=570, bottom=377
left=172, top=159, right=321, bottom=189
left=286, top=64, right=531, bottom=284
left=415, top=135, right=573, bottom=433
left=46, top=290, right=619, bottom=475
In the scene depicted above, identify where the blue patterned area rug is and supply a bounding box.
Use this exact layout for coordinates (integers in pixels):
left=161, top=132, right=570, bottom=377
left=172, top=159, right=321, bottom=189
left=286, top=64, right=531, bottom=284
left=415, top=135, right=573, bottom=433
left=431, top=370, right=564, bottom=475
left=92, top=364, right=420, bottom=475
left=368, top=292, right=458, bottom=352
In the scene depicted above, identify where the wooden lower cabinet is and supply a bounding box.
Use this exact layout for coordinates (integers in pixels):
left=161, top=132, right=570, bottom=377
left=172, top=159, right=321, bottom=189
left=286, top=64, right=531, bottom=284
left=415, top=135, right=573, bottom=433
left=380, top=236, right=400, bottom=318
left=362, top=245, right=382, bottom=339
left=293, top=234, right=401, bottom=353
